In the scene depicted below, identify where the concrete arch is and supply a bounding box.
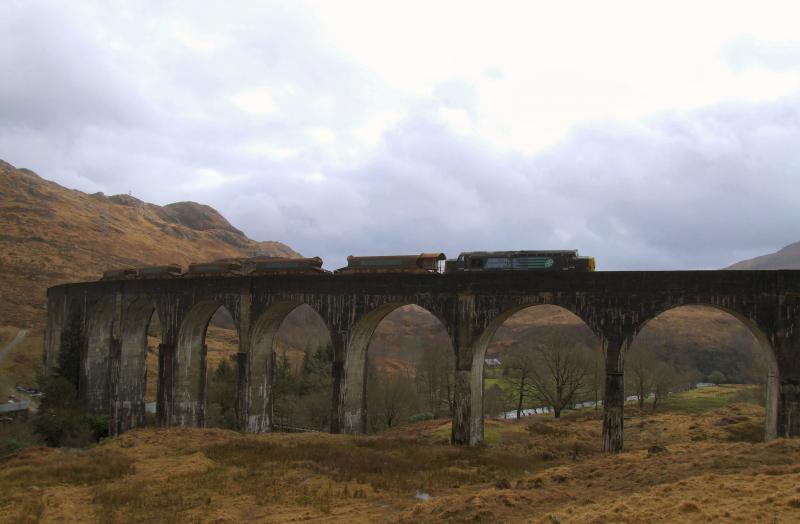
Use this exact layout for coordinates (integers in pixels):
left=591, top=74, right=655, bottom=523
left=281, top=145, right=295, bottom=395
left=246, top=300, right=332, bottom=432
left=83, top=295, right=118, bottom=413
left=469, top=303, right=599, bottom=445
left=636, top=303, right=779, bottom=441
left=113, top=296, right=161, bottom=433
left=339, top=302, right=454, bottom=434
left=174, top=301, right=238, bottom=427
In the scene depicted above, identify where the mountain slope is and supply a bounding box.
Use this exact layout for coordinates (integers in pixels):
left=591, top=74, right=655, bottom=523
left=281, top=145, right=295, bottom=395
left=726, top=241, right=800, bottom=270
left=0, top=159, right=298, bottom=328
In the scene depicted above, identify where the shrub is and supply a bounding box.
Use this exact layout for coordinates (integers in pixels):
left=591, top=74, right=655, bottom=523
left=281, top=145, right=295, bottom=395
left=408, top=412, right=434, bottom=423
left=0, top=419, right=40, bottom=458
left=708, top=371, right=726, bottom=385
left=33, top=377, right=94, bottom=447
left=87, top=414, right=110, bottom=441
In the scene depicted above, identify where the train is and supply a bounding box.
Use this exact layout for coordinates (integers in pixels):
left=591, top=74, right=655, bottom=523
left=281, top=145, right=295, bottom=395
left=100, top=250, right=595, bottom=280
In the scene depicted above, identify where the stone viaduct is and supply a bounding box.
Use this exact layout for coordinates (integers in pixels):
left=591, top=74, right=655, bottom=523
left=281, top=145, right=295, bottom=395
left=43, top=270, right=800, bottom=451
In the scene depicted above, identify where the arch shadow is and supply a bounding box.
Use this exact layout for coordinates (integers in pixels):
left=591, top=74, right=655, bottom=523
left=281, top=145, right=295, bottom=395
left=636, top=303, right=779, bottom=441
left=468, top=303, right=600, bottom=445
left=83, top=295, right=117, bottom=413
left=113, top=296, right=162, bottom=433
left=339, top=302, right=455, bottom=435
left=247, top=300, right=333, bottom=432
left=174, top=301, right=239, bottom=427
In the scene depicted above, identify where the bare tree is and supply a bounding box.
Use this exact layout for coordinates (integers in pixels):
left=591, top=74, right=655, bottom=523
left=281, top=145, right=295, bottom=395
left=625, top=345, right=653, bottom=409
left=484, top=383, right=513, bottom=418
left=525, top=342, right=591, bottom=418
left=504, top=347, right=537, bottom=419
left=368, top=366, right=417, bottom=432
left=587, top=348, right=605, bottom=410
left=415, top=345, right=454, bottom=418
left=651, top=361, right=679, bottom=410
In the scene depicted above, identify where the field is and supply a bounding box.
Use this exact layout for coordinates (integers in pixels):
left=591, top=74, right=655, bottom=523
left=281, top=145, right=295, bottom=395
left=2, top=385, right=799, bottom=523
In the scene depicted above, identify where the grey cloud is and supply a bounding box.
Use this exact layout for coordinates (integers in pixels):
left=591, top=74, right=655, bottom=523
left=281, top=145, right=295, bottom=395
left=1, top=3, right=799, bottom=272
left=0, top=3, right=150, bottom=130
left=227, top=99, right=800, bottom=271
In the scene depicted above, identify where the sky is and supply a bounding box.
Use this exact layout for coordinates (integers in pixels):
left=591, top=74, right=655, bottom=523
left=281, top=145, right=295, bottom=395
left=1, top=0, right=800, bottom=270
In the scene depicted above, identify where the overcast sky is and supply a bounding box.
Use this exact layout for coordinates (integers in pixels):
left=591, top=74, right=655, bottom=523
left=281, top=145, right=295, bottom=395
left=2, top=1, right=800, bottom=270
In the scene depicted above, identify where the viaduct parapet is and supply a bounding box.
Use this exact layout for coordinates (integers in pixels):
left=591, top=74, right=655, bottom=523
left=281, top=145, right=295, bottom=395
left=44, top=270, right=800, bottom=450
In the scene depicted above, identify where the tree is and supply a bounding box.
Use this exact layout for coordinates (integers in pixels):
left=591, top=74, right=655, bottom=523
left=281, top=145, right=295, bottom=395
left=651, top=361, right=680, bottom=410
left=483, top=383, right=512, bottom=418
left=206, top=357, right=237, bottom=429
left=708, top=370, right=726, bottom=385
left=586, top=349, right=605, bottom=410
left=271, top=343, right=335, bottom=431
left=297, top=343, right=334, bottom=430
left=504, top=347, right=537, bottom=419
left=625, top=345, right=653, bottom=409
left=525, top=342, right=591, bottom=418
left=683, top=368, right=704, bottom=390
left=33, top=376, right=94, bottom=447
left=367, top=367, right=417, bottom=432
left=415, top=345, right=454, bottom=418
left=272, top=351, right=298, bottom=427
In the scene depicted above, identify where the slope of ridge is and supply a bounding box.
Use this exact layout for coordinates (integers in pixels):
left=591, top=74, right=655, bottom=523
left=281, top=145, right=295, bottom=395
left=0, top=159, right=299, bottom=328
left=726, top=240, right=800, bottom=270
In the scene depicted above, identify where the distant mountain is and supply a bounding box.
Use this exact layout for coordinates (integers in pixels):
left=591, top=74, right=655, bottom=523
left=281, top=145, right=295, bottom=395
left=0, top=159, right=298, bottom=328
left=726, top=241, right=800, bottom=270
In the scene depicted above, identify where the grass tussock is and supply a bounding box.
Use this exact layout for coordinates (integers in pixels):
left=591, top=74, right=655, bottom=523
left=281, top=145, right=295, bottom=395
left=1, top=384, right=797, bottom=523
left=203, top=433, right=540, bottom=493
left=0, top=447, right=134, bottom=488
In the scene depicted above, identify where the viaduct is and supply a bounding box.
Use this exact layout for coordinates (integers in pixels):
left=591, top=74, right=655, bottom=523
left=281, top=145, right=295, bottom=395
left=43, top=270, right=800, bottom=451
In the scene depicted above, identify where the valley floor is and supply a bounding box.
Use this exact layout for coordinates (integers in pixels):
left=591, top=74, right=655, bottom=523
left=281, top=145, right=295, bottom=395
left=1, top=387, right=799, bottom=523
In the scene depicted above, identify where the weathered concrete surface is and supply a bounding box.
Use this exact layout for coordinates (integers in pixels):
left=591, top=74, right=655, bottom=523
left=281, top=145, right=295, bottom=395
left=602, top=338, right=627, bottom=453
left=44, top=270, right=800, bottom=448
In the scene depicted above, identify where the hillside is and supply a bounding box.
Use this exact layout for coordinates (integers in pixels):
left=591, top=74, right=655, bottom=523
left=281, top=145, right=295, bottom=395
left=0, top=159, right=299, bottom=396
left=0, top=159, right=298, bottom=329
left=726, top=240, right=800, bottom=270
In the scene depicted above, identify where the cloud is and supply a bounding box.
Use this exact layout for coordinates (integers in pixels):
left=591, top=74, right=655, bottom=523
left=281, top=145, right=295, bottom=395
left=231, top=88, right=279, bottom=115
left=1, top=1, right=799, bottom=272
left=214, top=96, right=800, bottom=271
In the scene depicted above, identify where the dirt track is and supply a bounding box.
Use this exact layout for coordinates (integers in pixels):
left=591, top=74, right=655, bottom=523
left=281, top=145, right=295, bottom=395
left=0, top=329, right=28, bottom=367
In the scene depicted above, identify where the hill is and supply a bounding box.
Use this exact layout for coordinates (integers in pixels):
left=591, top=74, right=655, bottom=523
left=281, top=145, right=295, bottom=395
left=726, top=240, right=800, bottom=270
left=0, top=159, right=299, bottom=395
left=0, top=159, right=298, bottom=329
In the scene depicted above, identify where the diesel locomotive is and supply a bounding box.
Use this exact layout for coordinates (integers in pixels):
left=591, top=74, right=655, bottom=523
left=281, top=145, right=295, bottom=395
left=445, top=250, right=595, bottom=272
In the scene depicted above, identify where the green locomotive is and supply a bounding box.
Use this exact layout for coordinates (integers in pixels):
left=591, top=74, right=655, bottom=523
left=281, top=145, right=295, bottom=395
left=445, top=250, right=595, bottom=272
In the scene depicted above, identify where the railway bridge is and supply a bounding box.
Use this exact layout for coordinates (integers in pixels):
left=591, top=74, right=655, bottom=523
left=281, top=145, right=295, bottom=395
left=44, top=270, right=800, bottom=451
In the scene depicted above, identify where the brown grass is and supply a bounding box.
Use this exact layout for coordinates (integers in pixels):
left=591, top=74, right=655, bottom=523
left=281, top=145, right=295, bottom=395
left=1, top=388, right=796, bottom=523
left=0, top=327, right=43, bottom=398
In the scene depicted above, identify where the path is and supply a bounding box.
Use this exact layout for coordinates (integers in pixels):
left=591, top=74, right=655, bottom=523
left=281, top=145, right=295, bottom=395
left=0, top=329, right=28, bottom=367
